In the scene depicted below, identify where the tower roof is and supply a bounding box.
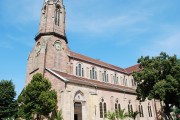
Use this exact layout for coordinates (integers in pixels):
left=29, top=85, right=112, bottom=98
left=44, top=0, right=63, bottom=3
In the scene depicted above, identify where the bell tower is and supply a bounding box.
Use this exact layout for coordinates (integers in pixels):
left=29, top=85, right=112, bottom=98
left=26, top=0, right=70, bottom=84
left=36, top=0, right=67, bottom=42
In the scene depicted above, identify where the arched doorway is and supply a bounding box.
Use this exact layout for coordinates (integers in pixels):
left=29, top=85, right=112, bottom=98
left=74, top=102, right=82, bottom=120
left=74, top=90, right=85, bottom=120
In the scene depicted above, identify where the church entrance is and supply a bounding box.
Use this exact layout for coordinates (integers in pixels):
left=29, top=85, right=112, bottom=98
left=74, top=102, right=82, bottom=120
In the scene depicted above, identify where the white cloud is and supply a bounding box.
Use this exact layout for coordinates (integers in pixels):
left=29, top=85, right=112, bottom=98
left=140, top=31, right=180, bottom=56
left=6, top=34, right=34, bottom=48
left=0, top=34, right=34, bottom=50
left=67, top=11, right=152, bottom=34
left=1, top=0, right=42, bottom=24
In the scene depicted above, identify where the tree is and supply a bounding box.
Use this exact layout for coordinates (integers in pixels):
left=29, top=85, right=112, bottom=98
left=177, top=59, right=180, bottom=65
left=133, top=52, right=180, bottom=120
left=0, top=80, right=17, bottom=119
left=173, top=107, right=180, bottom=120
left=18, top=73, right=57, bottom=120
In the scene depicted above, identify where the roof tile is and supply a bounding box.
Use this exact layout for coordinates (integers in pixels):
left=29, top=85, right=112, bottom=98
left=125, top=64, right=141, bottom=74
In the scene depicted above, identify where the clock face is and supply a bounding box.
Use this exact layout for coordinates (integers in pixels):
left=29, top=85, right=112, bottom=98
left=55, top=42, right=61, bottom=50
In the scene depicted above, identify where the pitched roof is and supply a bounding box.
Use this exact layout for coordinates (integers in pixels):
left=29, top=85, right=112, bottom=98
left=52, top=70, right=136, bottom=94
left=69, top=51, right=141, bottom=75
left=69, top=51, right=127, bottom=74
left=125, top=64, right=141, bottom=74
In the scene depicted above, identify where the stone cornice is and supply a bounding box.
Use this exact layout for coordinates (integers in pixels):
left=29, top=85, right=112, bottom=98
left=35, top=32, right=68, bottom=43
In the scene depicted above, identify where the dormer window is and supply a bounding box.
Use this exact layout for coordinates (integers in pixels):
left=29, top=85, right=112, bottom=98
left=76, top=63, right=84, bottom=77
left=55, top=5, right=61, bottom=26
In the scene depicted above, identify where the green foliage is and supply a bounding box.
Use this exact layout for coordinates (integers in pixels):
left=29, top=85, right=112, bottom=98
left=133, top=52, right=180, bottom=118
left=105, top=109, right=130, bottom=120
left=3, top=117, right=15, bottom=120
left=128, top=111, right=139, bottom=120
left=56, top=110, right=63, bottom=120
left=0, top=80, right=17, bottom=119
left=173, top=108, right=180, bottom=120
left=105, top=111, right=116, bottom=120
left=105, top=109, right=138, bottom=120
left=177, top=59, right=180, bottom=65
left=116, top=109, right=129, bottom=120
left=18, top=73, right=57, bottom=120
left=50, top=110, right=63, bottom=120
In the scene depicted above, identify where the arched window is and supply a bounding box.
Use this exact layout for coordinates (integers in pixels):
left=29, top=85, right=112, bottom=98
left=104, top=103, right=107, bottom=117
left=35, top=42, right=41, bottom=57
left=126, top=79, right=128, bottom=86
left=128, top=101, right=133, bottom=114
left=55, top=5, right=61, bottom=26
left=42, top=5, right=46, bottom=15
left=102, top=70, right=108, bottom=82
left=99, top=71, right=102, bottom=80
left=115, top=99, right=121, bottom=112
left=100, top=102, right=103, bottom=118
left=120, top=76, right=123, bottom=85
left=123, top=77, right=125, bottom=85
left=148, top=103, right=153, bottom=117
left=123, top=78, right=128, bottom=86
left=90, top=67, right=97, bottom=80
left=131, top=79, right=136, bottom=87
left=139, top=103, right=144, bottom=117
left=86, top=67, right=89, bottom=78
left=76, top=63, right=84, bottom=77
left=99, top=98, right=107, bottom=118
left=113, top=73, right=119, bottom=84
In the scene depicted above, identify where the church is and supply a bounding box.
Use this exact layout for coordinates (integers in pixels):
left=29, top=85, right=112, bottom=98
left=26, top=0, right=160, bottom=120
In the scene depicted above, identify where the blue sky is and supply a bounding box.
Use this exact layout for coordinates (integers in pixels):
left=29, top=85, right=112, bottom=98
left=0, top=0, right=180, bottom=97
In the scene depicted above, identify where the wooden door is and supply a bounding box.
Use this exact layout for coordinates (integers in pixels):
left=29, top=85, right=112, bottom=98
left=74, top=102, right=82, bottom=120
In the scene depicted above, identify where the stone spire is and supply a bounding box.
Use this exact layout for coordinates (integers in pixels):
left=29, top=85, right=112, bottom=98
left=45, top=0, right=63, bottom=4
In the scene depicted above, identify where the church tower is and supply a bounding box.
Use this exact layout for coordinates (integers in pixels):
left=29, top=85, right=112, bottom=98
left=26, top=0, right=70, bottom=84
left=38, top=0, right=66, bottom=39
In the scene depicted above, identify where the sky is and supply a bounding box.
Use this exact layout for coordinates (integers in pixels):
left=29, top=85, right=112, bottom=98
left=0, top=0, right=180, bottom=97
